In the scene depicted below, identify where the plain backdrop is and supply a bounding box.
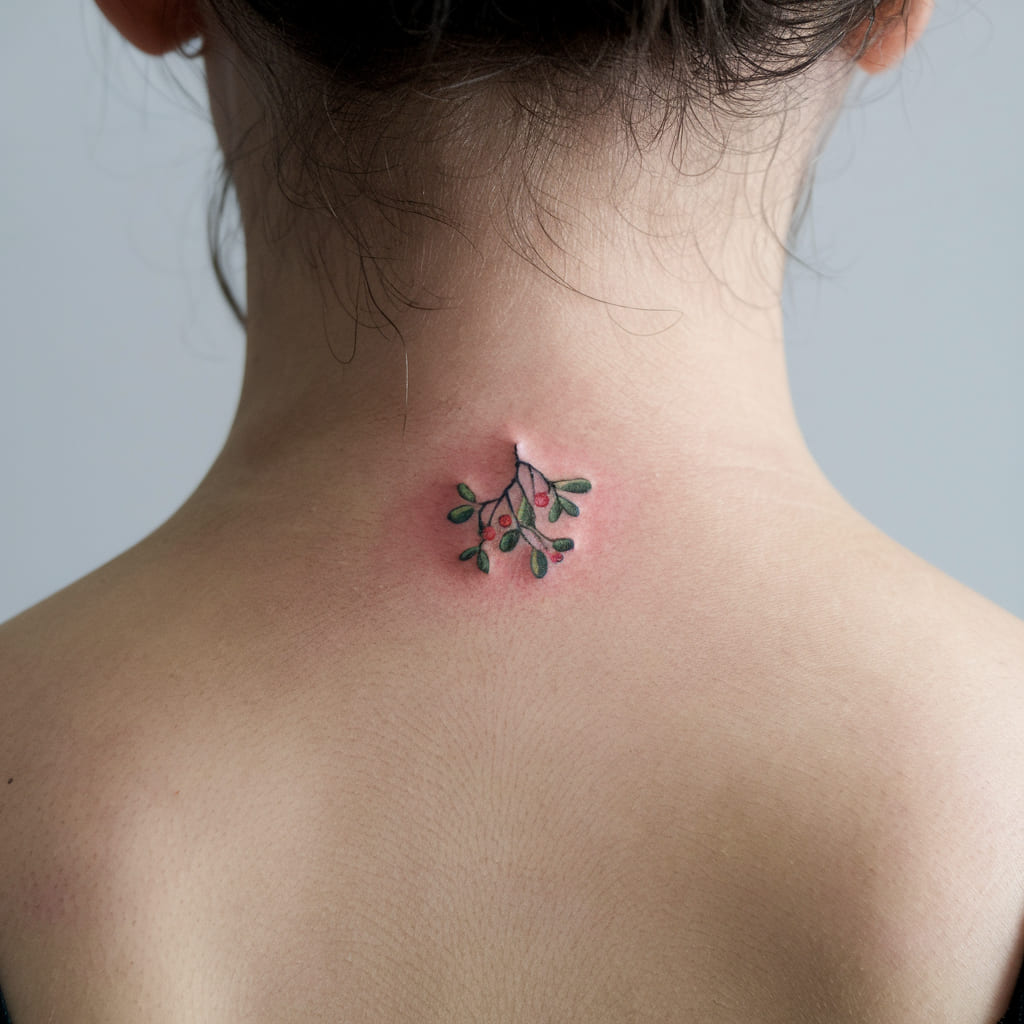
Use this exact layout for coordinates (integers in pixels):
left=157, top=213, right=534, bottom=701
left=1, top=0, right=1021, bottom=623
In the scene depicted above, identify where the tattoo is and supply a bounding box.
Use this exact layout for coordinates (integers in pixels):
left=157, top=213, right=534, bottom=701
left=447, top=444, right=592, bottom=579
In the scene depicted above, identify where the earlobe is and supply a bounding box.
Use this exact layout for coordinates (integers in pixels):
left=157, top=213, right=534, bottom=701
left=93, top=0, right=203, bottom=56
left=848, top=0, right=935, bottom=76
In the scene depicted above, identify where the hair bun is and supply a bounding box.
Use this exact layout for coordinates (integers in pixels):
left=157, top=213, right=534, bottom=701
left=210, top=0, right=879, bottom=94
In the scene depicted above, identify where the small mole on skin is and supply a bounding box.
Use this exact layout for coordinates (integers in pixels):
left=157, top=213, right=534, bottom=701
left=7, top=778, right=12, bottom=784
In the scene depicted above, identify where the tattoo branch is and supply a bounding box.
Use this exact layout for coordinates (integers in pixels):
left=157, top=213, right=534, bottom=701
left=447, top=445, right=592, bottom=579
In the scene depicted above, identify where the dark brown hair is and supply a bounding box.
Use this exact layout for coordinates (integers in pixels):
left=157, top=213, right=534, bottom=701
left=196, top=0, right=896, bottom=323
left=204, top=0, right=890, bottom=94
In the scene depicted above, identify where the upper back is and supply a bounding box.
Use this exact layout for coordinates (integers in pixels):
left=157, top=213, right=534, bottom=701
left=1, top=510, right=1022, bottom=1023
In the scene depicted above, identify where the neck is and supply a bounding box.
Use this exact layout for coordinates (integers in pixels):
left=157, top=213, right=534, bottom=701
left=218, top=236, right=823, bottom=484
left=185, top=101, right=857, bottom=576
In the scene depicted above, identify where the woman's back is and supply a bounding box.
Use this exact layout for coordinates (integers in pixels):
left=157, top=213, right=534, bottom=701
left=2, top=471, right=1021, bottom=1022
left=3, top=0, right=1023, bottom=1019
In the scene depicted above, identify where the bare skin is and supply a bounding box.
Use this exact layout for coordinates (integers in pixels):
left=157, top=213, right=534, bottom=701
left=1, top=0, right=1022, bottom=1020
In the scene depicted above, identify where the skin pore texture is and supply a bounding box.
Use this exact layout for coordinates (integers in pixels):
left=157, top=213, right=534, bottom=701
left=1, top=1, right=1023, bottom=1022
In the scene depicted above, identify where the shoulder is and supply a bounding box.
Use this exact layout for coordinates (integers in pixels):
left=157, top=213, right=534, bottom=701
left=769, top=531, right=1024, bottom=1021
left=0, top=553, right=203, bottom=881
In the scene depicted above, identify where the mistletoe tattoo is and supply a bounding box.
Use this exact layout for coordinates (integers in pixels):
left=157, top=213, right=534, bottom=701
left=447, top=445, right=592, bottom=579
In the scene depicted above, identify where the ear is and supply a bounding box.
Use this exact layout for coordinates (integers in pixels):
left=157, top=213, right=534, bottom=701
left=93, top=0, right=203, bottom=56
left=847, top=0, right=934, bottom=75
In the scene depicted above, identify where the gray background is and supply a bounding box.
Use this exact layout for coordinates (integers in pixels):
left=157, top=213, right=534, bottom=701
left=2, top=0, right=1021, bottom=623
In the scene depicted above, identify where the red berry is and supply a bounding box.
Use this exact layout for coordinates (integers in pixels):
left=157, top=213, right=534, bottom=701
left=498, top=514, right=512, bottom=528
left=535, top=492, right=550, bottom=507
left=551, top=551, right=564, bottom=563
left=481, top=526, right=496, bottom=541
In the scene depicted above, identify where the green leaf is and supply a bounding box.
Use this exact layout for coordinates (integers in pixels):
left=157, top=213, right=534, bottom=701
left=459, top=546, right=479, bottom=561
left=499, top=530, right=520, bottom=553
left=516, top=494, right=536, bottom=528
left=548, top=501, right=562, bottom=523
left=553, top=478, right=591, bottom=494
left=552, top=538, right=574, bottom=552
left=558, top=496, right=580, bottom=517
left=530, top=549, right=548, bottom=579
left=457, top=483, right=476, bottom=502
left=477, top=549, right=490, bottom=574
left=447, top=504, right=475, bottom=524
